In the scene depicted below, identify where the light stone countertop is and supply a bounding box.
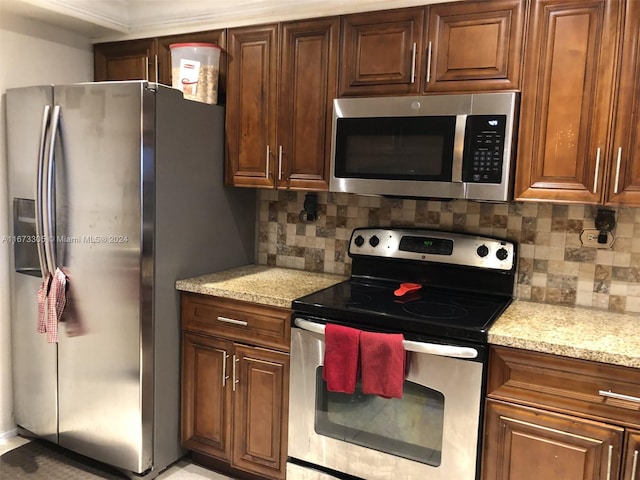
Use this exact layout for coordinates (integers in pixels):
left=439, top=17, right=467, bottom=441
left=177, top=266, right=640, bottom=369
left=489, top=300, right=640, bottom=368
left=176, top=265, right=347, bottom=309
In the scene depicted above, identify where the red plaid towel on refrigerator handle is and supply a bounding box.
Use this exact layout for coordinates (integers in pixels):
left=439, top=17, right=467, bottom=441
left=37, top=274, right=52, bottom=335
left=37, top=269, right=67, bottom=343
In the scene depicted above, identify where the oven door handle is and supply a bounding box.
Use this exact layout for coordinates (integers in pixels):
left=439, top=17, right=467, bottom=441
left=294, top=318, right=478, bottom=359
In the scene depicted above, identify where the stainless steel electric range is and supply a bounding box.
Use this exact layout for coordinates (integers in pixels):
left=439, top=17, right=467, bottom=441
left=287, top=227, right=517, bottom=480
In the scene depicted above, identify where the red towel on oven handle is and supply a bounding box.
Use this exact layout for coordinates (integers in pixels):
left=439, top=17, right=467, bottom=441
left=360, top=331, right=405, bottom=399
left=322, top=324, right=361, bottom=394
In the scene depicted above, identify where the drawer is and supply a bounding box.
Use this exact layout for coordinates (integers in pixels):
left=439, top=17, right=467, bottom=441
left=181, top=293, right=291, bottom=352
left=488, top=346, right=640, bottom=428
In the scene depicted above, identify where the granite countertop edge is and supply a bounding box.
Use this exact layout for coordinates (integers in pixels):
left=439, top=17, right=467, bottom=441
left=489, top=300, right=640, bottom=369
left=176, top=264, right=347, bottom=309
left=176, top=265, right=640, bottom=369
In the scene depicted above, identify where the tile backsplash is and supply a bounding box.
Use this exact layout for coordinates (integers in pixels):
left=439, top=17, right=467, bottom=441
left=257, top=190, right=640, bottom=314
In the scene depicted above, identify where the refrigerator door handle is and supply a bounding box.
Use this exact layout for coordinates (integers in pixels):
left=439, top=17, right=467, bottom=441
left=36, top=105, right=51, bottom=278
left=44, top=105, right=61, bottom=274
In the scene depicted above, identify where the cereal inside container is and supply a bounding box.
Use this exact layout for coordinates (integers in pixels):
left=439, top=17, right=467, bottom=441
left=169, top=43, right=221, bottom=104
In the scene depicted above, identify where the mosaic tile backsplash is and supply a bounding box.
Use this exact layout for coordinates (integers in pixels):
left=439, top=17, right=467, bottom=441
left=257, top=190, right=640, bottom=315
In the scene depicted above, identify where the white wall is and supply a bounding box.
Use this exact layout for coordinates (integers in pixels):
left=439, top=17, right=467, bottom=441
left=0, top=10, right=93, bottom=439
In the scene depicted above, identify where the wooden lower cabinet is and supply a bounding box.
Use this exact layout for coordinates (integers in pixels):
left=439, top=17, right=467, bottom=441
left=484, top=346, right=640, bottom=480
left=181, top=333, right=233, bottom=460
left=622, top=430, right=640, bottom=480
left=180, top=293, right=291, bottom=480
left=182, top=332, right=289, bottom=479
left=483, top=399, right=623, bottom=480
left=232, top=345, right=290, bottom=478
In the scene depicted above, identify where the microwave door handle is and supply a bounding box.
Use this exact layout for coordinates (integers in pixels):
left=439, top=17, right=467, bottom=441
left=294, top=318, right=478, bottom=359
left=452, top=115, right=467, bottom=183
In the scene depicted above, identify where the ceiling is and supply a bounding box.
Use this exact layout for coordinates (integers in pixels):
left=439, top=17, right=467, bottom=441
left=1, top=0, right=457, bottom=42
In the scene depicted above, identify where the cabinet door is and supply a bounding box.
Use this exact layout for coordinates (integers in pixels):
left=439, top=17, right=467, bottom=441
left=483, top=399, right=623, bottom=480
left=232, top=344, right=289, bottom=480
left=514, top=0, right=622, bottom=203
left=425, top=0, right=525, bottom=93
left=181, top=333, right=233, bottom=461
left=94, top=38, right=158, bottom=82
left=339, top=7, right=425, bottom=96
left=226, top=24, right=278, bottom=187
left=606, top=0, right=640, bottom=206
left=277, top=17, right=338, bottom=191
left=156, top=30, right=226, bottom=92
left=623, top=430, right=640, bottom=480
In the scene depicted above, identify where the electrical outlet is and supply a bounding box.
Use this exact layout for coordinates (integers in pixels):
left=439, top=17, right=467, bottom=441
left=579, top=228, right=615, bottom=248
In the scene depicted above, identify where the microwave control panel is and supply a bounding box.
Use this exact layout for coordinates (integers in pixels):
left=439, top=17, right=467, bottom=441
left=462, top=115, right=507, bottom=184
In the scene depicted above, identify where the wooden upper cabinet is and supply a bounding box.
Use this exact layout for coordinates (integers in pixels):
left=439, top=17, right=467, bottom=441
left=606, top=0, right=640, bottom=206
left=514, top=0, right=622, bottom=203
left=425, top=0, right=525, bottom=93
left=94, top=30, right=226, bottom=90
left=226, top=24, right=279, bottom=188
left=94, top=38, right=157, bottom=82
left=339, top=7, right=425, bottom=96
left=484, top=399, right=624, bottom=480
left=156, top=30, right=226, bottom=94
left=277, top=18, right=339, bottom=190
left=226, top=18, right=338, bottom=190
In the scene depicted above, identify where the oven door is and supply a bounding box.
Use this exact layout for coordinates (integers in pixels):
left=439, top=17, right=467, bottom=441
left=288, top=321, right=485, bottom=480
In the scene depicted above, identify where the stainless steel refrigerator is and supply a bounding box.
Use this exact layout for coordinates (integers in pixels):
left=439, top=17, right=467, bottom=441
left=5, top=81, right=256, bottom=478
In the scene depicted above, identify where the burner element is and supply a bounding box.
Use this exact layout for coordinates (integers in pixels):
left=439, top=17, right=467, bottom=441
left=402, top=302, right=468, bottom=320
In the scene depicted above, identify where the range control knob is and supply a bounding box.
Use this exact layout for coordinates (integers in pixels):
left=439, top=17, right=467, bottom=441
left=476, top=245, right=489, bottom=258
left=496, top=248, right=509, bottom=261
left=369, top=235, right=380, bottom=247
left=354, top=235, right=365, bottom=247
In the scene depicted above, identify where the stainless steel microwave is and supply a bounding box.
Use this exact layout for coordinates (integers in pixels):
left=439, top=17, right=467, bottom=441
left=329, top=92, right=519, bottom=202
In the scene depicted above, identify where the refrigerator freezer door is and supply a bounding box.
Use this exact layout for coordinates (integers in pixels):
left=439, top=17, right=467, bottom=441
left=52, top=82, right=152, bottom=473
left=6, top=85, right=59, bottom=443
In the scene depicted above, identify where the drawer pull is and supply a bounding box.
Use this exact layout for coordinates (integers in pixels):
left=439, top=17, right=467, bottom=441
left=598, top=390, right=640, bottom=404
left=217, top=316, right=248, bottom=327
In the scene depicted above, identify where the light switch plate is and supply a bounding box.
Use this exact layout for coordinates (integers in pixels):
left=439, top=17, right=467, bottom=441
left=579, top=228, right=615, bottom=248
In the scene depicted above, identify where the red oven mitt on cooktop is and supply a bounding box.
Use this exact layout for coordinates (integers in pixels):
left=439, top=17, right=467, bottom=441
left=360, top=331, right=405, bottom=399
left=323, top=324, right=361, bottom=394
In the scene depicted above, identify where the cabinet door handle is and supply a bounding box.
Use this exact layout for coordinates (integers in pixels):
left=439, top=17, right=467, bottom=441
left=154, top=54, right=159, bottom=83
left=217, top=316, right=248, bottom=327
left=426, top=41, right=432, bottom=84
left=265, top=145, right=270, bottom=179
left=410, top=42, right=417, bottom=84
left=278, top=145, right=283, bottom=181
left=614, top=147, right=622, bottom=194
left=221, top=352, right=229, bottom=387
left=631, top=450, right=638, bottom=480
left=232, top=354, right=239, bottom=392
left=599, top=389, right=640, bottom=404
left=145, top=56, right=150, bottom=82
left=606, top=444, right=613, bottom=480
left=593, top=147, right=601, bottom=193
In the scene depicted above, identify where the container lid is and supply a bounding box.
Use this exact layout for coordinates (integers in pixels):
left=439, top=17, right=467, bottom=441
left=169, top=42, right=222, bottom=50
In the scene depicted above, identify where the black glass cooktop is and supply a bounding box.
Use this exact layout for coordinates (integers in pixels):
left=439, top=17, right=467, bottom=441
left=292, top=278, right=512, bottom=343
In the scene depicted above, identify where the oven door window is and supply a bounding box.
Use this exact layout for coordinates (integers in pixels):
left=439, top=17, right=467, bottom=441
left=334, top=116, right=456, bottom=181
left=314, top=367, right=444, bottom=467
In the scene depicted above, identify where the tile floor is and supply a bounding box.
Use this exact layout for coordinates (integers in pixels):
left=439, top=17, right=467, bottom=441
left=0, top=435, right=236, bottom=479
